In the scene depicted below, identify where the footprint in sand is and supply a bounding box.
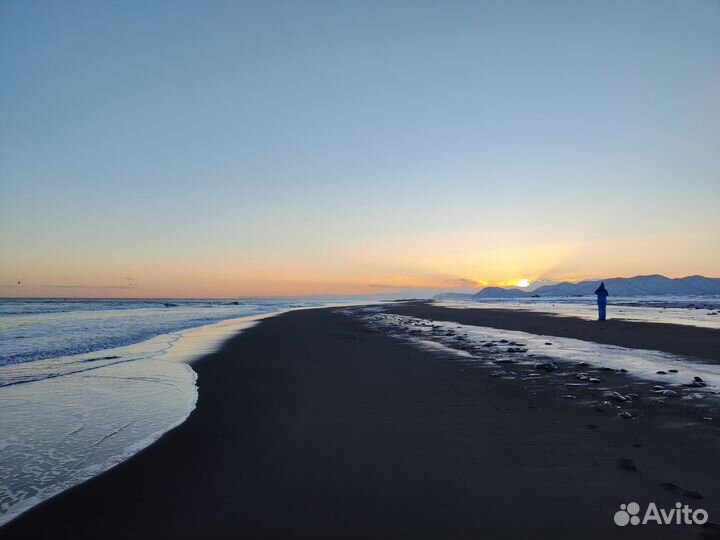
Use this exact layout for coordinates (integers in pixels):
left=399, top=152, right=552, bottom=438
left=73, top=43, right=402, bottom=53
left=617, top=458, right=638, bottom=472
left=660, top=482, right=704, bottom=500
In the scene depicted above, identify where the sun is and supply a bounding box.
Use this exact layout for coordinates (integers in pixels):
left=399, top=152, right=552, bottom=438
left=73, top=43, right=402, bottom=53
left=515, top=278, right=531, bottom=288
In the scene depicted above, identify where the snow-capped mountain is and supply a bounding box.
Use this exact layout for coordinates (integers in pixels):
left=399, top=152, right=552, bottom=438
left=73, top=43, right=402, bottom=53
left=435, top=275, right=720, bottom=299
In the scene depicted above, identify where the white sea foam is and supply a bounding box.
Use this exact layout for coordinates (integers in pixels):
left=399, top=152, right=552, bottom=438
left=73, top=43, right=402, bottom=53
left=0, top=299, right=312, bottom=365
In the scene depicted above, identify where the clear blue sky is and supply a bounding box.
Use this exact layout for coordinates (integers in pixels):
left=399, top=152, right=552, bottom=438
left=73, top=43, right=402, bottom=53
left=1, top=1, right=719, bottom=296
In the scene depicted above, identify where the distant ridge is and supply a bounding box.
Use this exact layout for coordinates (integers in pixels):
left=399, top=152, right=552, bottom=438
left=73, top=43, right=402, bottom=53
left=435, top=275, right=720, bottom=300
left=473, top=286, right=529, bottom=299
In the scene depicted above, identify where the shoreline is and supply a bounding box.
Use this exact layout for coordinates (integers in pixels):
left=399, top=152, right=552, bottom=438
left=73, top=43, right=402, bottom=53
left=0, top=301, right=382, bottom=528
left=2, top=305, right=718, bottom=539
left=384, top=302, right=720, bottom=362
left=0, top=313, right=268, bottom=528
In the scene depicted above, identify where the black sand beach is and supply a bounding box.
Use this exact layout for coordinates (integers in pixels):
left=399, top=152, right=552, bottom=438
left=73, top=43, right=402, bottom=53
left=2, top=305, right=719, bottom=539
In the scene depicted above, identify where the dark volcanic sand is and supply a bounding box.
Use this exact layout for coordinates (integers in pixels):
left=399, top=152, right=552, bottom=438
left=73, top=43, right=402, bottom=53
left=1, top=306, right=719, bottom=540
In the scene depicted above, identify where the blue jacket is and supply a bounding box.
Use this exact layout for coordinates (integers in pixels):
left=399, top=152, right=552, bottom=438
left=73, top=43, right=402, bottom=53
left=594, top=282, right=608, bottom=300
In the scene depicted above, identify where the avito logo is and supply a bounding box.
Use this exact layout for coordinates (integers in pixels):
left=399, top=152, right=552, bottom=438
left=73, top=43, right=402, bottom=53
left=614, top=502, right=708, bottom=527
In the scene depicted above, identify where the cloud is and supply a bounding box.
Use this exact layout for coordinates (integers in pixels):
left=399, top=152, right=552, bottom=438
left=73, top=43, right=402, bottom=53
left=36, top=277, right=142, bottom=289
left=370, top=277, right=487, bottom=291
left=444, top=278, right=487, bottom=289
left=40, top=284, right=141, bottom=289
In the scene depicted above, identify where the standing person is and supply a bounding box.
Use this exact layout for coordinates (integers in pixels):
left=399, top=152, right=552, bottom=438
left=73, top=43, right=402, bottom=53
left=594, top=282, right=609, bottom=321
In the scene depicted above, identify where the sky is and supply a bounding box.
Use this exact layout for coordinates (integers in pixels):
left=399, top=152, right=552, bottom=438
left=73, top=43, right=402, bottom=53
left=1, top=0, right=719, bottom=298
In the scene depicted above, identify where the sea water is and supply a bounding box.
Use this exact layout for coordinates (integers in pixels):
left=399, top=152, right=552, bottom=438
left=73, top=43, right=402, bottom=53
left=434, top=295, right=720, bottom=329
left=0, top=297, right=366, bottom=526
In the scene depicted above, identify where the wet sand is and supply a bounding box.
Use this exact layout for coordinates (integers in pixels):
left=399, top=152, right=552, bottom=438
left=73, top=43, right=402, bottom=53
left=1, top=305, right=719, bottom=539
left=383, top=302, right=720, bottom=361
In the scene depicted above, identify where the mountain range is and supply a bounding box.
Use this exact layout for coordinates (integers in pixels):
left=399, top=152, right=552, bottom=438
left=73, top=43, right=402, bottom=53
left=434, top=274, right=720, bottom=300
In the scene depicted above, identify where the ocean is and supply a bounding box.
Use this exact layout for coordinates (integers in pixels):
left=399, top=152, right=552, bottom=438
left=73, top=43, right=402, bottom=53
left=0, top=297, right=366, bottom=526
